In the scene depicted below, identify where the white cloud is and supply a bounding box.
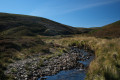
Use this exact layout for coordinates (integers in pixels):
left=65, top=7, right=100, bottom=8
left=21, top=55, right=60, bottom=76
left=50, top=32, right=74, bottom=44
left=29, top=0, right=120, bottom=17
left=64, top=0, right=120, bottom=13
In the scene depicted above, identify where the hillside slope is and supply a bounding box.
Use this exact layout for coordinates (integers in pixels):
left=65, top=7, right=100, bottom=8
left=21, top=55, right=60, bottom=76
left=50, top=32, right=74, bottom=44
left=90, top=20, right=120, bottom=38
left=0, top=13, right=80, bottom=36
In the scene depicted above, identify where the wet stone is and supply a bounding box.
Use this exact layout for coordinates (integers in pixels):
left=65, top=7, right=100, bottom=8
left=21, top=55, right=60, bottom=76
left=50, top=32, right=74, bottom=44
left=4, top=47, right=94, bottom=80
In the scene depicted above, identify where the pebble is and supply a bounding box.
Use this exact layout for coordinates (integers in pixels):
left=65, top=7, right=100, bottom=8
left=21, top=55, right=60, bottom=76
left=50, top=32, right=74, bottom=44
left=4, top=47, right=93, bottom=80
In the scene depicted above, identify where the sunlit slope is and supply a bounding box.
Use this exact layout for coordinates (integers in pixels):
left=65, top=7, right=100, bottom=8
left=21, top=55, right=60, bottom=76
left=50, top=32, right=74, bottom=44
left=90, top=20, right=120, bottom=38
left=0, top=13, right=80, bottom=36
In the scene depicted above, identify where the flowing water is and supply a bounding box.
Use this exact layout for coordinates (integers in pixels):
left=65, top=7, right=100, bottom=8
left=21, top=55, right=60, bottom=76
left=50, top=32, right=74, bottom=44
left=38, top=49, right=94, bottom=80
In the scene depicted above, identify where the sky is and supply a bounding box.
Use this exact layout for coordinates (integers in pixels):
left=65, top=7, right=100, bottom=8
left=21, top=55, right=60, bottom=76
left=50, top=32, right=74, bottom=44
left=0, top=0, right=120, bottom=28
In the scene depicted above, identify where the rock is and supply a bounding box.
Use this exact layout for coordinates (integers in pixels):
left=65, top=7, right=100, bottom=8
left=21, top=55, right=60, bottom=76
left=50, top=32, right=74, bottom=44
left=63, top=67, right=66, bottom=70
left=45, top=68, right=50, bottom=72
left=86, top=56, right=90, bottom=59
left=4, top=47, right=94, bottom=80
left=40, top=77, right=47, bottom=80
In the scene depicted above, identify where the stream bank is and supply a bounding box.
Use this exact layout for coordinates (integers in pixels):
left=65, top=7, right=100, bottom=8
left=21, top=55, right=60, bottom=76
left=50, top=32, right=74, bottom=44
left=5, top=46, right=94, bottom=80
left=38, top=47, right=94, bottom=80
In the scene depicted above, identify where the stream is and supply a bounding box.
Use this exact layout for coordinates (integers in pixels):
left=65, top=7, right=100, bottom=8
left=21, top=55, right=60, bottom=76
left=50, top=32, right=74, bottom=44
left=5, top=46, right=94, bottom=80
left=38, top=48, right=94, bottom=80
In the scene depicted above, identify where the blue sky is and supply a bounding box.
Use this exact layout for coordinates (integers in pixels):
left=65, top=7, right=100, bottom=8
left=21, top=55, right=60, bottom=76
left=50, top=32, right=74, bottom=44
left=0, top=0, right=120, bottom=27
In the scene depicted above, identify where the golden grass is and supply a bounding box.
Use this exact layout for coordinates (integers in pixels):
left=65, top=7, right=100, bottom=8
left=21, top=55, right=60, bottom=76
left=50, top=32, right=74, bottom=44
left=1, top=35, right=120, bottom=80
left=45, top=35, right=120, bottom=80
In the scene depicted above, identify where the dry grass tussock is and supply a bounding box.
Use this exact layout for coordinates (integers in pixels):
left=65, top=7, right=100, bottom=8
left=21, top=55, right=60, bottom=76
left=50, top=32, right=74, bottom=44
left=46, top=36, right=120, bottom=80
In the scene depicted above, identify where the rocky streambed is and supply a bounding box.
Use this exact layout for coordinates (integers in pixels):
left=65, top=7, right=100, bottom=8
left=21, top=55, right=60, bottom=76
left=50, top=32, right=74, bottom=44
left=5, top=46, right=94, bottom=80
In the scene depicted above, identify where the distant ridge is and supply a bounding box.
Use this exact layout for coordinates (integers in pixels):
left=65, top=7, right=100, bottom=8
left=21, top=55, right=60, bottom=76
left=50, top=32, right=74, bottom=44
left=0, top=12, right=80, bottom=37
left=0, top=12, right=119, bottom=38
left=90, top=20, right=120, bottom=38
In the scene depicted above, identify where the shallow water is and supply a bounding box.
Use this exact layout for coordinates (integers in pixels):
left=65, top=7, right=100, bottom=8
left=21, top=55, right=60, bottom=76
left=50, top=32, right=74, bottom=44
left=38, top=69, right=86, bottom=80
left=38, top=49, right=94, bottom=80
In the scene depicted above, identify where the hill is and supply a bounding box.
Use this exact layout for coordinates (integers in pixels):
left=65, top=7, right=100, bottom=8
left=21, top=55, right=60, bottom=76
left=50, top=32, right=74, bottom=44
left=0, top=13, right=80, bottom=37
left=90, top=20, right=120, bottom=38
left=76, top=27, right=96, bottom=33
left=0, top=12, right=120, bottom=80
